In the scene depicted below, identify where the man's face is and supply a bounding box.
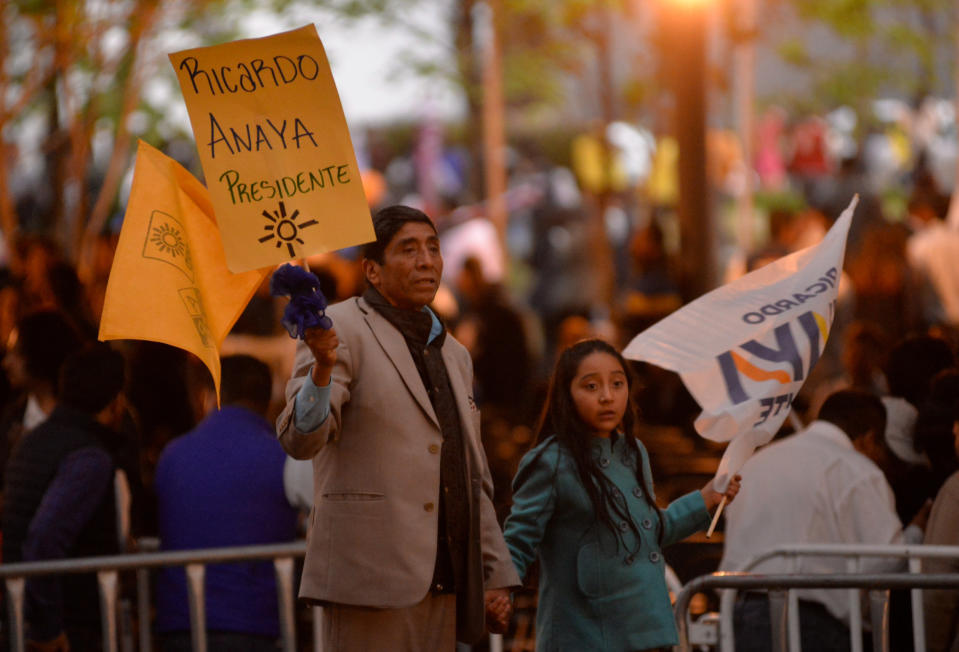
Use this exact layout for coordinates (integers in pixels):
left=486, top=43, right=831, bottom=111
left=365, top=221, right=443, bottom=310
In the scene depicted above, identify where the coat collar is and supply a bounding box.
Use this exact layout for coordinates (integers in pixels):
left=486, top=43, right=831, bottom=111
left=357, top=296, right=439, bottom=427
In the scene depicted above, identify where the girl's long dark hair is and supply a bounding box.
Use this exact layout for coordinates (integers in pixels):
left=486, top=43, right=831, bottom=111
left=520, top=338, right=664, bottom=548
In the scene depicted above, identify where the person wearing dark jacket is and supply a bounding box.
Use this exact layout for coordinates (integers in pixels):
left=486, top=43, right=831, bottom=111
left=2, top=343, right=126, bottom=652
left=0, top=310, right=84, bottom=510
left=154, top=354, right=299, bottom=652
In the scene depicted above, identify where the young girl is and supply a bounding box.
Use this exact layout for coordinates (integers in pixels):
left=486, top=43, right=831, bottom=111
left=501, top=339, right=740, bottom=651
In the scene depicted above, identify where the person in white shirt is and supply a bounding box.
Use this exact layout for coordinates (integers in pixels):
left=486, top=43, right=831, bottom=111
left=719, top=389, right=926, bottom=652
left=906, top=201, right=959, bottom=328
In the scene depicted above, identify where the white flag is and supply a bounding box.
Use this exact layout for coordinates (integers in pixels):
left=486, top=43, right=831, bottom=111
left=623, top=197, right=857, bottom=490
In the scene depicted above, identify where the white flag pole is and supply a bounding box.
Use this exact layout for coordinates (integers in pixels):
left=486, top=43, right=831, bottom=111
left=706, top=495, right=727, bottom=539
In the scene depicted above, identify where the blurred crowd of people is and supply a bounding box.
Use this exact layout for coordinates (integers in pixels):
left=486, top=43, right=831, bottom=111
left=0, top=97, right=957, bottom=649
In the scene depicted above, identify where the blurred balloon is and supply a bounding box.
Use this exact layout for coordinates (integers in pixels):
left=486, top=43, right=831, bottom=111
left=360, top=169, right=386, bottom=208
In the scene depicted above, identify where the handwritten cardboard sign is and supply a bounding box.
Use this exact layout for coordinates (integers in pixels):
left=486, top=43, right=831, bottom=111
left=169, top=24, right=374, bottom=272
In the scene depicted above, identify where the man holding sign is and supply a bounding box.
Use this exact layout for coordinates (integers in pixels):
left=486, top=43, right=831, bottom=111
left=275, top=206, right=519, bottom=650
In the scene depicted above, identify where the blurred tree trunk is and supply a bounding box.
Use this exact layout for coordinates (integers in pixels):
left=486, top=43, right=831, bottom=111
left=453, top=0, right=485, bottom=202
left=0, top=0, right=224, bottom=279
left=0, top=19, right=25, bottom=272
left=79, top=2, right=161, bottom=277
left=479, top=0, right=509, bottom=265
left=661, top=0, right=713, bottom=301
left=583, top=6, right=617, bottom=310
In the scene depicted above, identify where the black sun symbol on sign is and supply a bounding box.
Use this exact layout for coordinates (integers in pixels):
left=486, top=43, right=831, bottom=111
left=150, top=224, right=188, bottom=259
left=258, top=201, right=318, bottom=257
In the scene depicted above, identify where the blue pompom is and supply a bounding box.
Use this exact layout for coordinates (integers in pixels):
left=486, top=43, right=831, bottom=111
left=269, top=264, right=332, bottom=339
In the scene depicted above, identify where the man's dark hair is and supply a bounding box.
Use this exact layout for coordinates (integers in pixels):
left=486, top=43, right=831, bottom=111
left=361, top=205, right=436, bottom=264
left=58, top=342, right=125, bottom=414
left=220, top=354, right=272, bottom=416
left=817, top=389, right=886, bottom=442
left=15, top=309, right=83, bottom=386
left=885, top=335, right=955, bottom=407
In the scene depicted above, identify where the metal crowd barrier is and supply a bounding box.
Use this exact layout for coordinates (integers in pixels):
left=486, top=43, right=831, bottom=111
left=674, top=569, right=959, bottom=652
left=716, top=544, right=959, bottom=652
left=0, top=541, right=311, bottom=652
left=1, top=541, right=513, bottom=652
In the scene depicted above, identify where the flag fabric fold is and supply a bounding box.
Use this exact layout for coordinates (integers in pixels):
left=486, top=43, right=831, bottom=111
left=98, top=140, right=269, bottom=399
left=623, top=197, right=858, bottom=490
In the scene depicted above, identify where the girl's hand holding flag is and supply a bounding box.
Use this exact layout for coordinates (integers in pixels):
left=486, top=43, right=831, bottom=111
left=702, top=474, right=742, bottom=512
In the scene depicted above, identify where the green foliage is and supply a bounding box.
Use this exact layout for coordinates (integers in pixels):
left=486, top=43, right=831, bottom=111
left=10, top=0, right=57, bottom=16
left=323, top=0, right=408, bottom=17
left=814, top=62, right=884, bottom=109
left=794, top=0, right=875, bottom=38
left=621, top=78, right=653, bottom=117
left=776, top=38, right=811, bottom=67
left=312, top=0, right=622, bottom=119
left=499, top=0, right=595, bottom=110
left=880, top=184, right=909, bottom=221
left=773, top=0, right=956, bottom=110
left=753, top=188, right=806, bottom=214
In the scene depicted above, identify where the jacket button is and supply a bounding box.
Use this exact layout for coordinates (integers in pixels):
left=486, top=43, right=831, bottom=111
left=632, top=487, right=643, bottom=498
left=642, top=518, right=653, bottom=529
left=599, top=457, right=610, bottom=468
left=428, top=444, right=440, bottom=454
left=649, top=551, right=661, bottom=563
left=424, top=502, right=435, bottom=512
left=619, top=521, right=629, bottom=533
left=624, top=554, right=635, bottom=565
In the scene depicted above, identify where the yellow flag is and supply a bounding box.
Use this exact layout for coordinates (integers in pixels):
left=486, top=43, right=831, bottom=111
left=168, top=24, right=374, bottom=272
left=98, top=140, right=269, bottom=398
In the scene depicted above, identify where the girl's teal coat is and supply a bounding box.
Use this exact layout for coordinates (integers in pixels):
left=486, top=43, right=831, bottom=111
left=504, top=435, right=710, bottom=651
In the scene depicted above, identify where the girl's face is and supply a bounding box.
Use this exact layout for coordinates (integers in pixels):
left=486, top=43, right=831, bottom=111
left=570, top=351, right=629, bottom=439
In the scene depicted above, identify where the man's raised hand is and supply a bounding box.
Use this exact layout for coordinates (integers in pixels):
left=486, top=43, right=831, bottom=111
left=305, top=326, right=338, bottom=386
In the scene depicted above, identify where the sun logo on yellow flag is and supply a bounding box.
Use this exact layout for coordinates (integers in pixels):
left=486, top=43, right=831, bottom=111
left=151, top=224, right=187, bottom=258
left=143, top=210, right=195, bottom=283
left=258, top=200, right=318, bottom=257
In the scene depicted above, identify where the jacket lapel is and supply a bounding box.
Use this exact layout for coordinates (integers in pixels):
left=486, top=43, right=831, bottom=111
left=360, top=298, right=439, bottom=428
left=443, top=345, right=483, bottom=467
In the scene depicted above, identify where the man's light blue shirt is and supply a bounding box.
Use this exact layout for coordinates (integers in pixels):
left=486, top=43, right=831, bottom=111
left=294, top=305, right=443, bottom=433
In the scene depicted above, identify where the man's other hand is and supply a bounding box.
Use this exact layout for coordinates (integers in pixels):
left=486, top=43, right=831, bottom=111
left=484, top=588, right=512, bottom=634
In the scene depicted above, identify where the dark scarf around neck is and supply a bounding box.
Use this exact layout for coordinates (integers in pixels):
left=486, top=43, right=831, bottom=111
left=362, top=286, right=445, bottom=349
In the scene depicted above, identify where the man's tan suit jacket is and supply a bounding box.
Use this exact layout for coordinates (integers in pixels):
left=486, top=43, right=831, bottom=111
left=276, top=296, right=520, bottom=643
